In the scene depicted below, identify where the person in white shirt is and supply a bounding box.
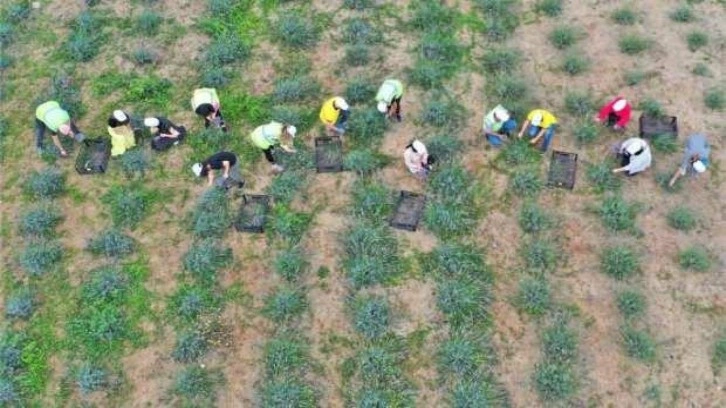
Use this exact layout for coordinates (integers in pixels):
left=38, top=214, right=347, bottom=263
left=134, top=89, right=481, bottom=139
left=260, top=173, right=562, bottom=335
left=404, top=140, right=436, bottom=178
left=612, top=137, right=652, bottom=176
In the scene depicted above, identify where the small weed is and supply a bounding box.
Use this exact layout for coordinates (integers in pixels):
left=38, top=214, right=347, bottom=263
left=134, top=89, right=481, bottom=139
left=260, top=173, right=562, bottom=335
left=621, top=326, right=656, bottom=362
left=270, top=206, right=313, bottom=245
left=76, top=363, right=107, bottom=395
left=343, top=223, right=401, bottom=288
left=132, top=47, right=157, bottom=65
left=183, top=238, right=232, bottom=284
left=420, top=100, right=463, bottom=129
left=573, top=120, right=599, bottom=145
left=343, top=17, right=381, bottom=45
left=600, top=246, right=640, bottom=280
left=586, top=161, right=622, bottom=193
left=172, top=331, right=208, bottom=362
left=192, top=188, right=231, bottom=238
left=343, top=149, right=387, bottom=175
left=424, top=200, right=477, bottom=238
left=713, top=333, right=726, bottom=371
left=639, top=98, right=665, bottom=118
left=266, top=171, right=306, bottom=205
left=426, top=134, right=463, bottom=162
left=561, top=52, right=589, bottom=76
left=542, top=324, right=578, bottom=363
left=666, top=206, right=697, bottom=231
left=273, top=12, right=318, bottom=49
left=686, top=31, right=708, bottom=52
left=535, top=0, right=563, bottom=17
left=450, top=378, right=508, bottom=407
left=650, top=133, right=678, bottom=153
left=534, top=362, right=576, bottom=401
left=409, top=0, right=456, bottom=32
left=273, top=247, right=309, bottom=282
left=19, top=205, right=62, bottom=237
left=119, top=149, right=149, bottom=177
left=169, top=284, right=221, bottom=323
left=564, top=89, right=594, bottom=116
left=498, top=139, right=542, bottom=167
left=137, top=10, right=162, bottom=36
left=350, top=294, right=390, bottom=339
left=272, top=75, right=319, bottom=103
left=437, top=334, right=486, bottom=376
left=261, top=379, right=317, bottom=407
left=624, top=69, right=646, bottom=86
left=205, top=34, right=250, bottom=66
left=5, top=288, right=35, bottom=320
left=521, top=238, right=559, bottom=273
left=86, top=229, right=135, bottom=258
left=678, top=246, right=711, bottom=272
left=487, top=74, right=529, bottom=106
left=346, top=108, right=387, bottom=147
left=515, top=278, right=551, bottom=316
left=619, top=34, right=650, bottom=55
left=419, top=31, right=462, bottom=63
left=669, top=5, right=694, bottom=22
left=510, top=170, right=542, bottom=198
left=174, top=366, right=218, bottom=401
left=691, top=63, right=710, bottom=77
left=20, top=239, right=62, bottom=277
left=437, top=277, right=492, bottom=328
left=408, top=60, right=448, bottom=89
left=24, top=168, right=65, bottom=199
left=704, top=88, right=725, bottom=111
left=262, top=286, right=308, bottom=323
left=81, top=265, right=128, bottom=302
left=344, top=79, right=375, bottom=104
left=598, top=195, right=638, bottom=232
left=616, top=289, right=646, bottom=320
left=549, top=25, right=578, bottom=49
left=264, top=335, right=309, bottom=378
left=481, top=47, right=520, bottom=74
left=101, top=184, right=155, bottom=230
left=201, top=66, right=230, bottom=88
left=344, top=44, right=369, bottom=67
left=611, top=7, right=637, bottom=25
left=350, top=179, right=394, bottom=221
left=519, top=202, right=552, bottom=234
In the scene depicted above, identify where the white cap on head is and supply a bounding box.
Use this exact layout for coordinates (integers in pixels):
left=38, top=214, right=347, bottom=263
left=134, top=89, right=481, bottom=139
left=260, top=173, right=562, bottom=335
left=692, top=160, right=706, bottom=173
left=144, top=117, right=160, bottom=127
left=377, top=101, right=388, bottom=114
left=336, top=98, right=349, bottom=111
left=530, top=112, right=543, bottom=126
left=113, top=110, right=127, bottom=121
left=287, top=125, right=297, bottom=138
left=191, top=163, right=203, bottom=177
left=625, top=138, right=645, bottom=155
left=494, top=106, right=510, bottom=122
left=58, top=123, right=71, bottom=135
left=412, top=140, right=426, bottom=153
left=613, top=99, right=627, bottom=112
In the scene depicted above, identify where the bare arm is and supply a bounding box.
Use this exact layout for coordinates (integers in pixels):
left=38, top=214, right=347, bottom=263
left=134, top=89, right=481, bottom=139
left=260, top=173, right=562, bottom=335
left=222, top=161, right=230, bottom=178
left=517, top=120, right=530, bottom=138
left=50, top=134, right=67, bottom=155
left=207, top=168, right=214, bottom=186
left=668, top=167, right=683, bottom=187
left=530, top=128, right=546, bottom=144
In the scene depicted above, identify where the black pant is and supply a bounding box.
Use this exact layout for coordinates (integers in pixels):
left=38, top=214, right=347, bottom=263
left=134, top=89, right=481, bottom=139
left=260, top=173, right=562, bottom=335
left=391, top=97, right=402, bottom=116
left=203, top=110, right=227, bottom=132
left=151, top=126, right=186, bottom=151
left=262, top=147, right=275, bottom=163
left=35, top=118, right=79, bottom=149
left=607, top=113, right=620, bottom=127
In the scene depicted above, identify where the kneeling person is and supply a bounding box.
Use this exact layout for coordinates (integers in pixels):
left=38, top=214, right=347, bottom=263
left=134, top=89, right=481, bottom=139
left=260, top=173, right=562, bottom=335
left=34, top=100, right=86, bottom=156
left=669, top=133, right=710, bottom=187
left=144, top=116, right=186, bottom=151
left=612, top=137, right=652, bottom=176
left=192, top=151, right=244, bottom=189
left=404, top=140, right=436, bottom=179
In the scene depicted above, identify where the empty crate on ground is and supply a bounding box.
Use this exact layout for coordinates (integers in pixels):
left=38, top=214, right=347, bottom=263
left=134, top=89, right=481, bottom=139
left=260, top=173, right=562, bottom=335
left=234, top=195, right=270, bottom=233
left=75, top=139, right=111, bottom=175
left=314, top=136, right=343, bottom=173
left=390, top=191, right=426, bottom=231
left=547, top=150, right=578, bottom=190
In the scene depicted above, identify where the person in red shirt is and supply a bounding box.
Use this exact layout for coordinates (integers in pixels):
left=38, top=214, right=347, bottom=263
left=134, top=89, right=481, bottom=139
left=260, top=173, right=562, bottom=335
left=594, top=97, right=631, bottom=130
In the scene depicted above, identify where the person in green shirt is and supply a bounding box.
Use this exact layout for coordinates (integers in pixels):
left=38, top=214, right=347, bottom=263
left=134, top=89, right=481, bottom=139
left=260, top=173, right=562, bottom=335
left=34, top=100, right=85, bottom=156
left=482, top=105, right=517, bottom=147
left=375, top=79, right=404, bottom=122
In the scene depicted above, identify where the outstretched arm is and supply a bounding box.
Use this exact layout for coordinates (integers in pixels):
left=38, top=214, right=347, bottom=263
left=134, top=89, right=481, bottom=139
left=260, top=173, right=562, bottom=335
left=668, top=167, right=683, bottom=187
left=517, top=120, right=530, bottom=138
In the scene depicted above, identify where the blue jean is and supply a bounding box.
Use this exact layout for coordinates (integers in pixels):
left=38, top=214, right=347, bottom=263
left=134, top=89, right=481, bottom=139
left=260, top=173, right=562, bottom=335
left=485, top=119, right=518, bottom=147
left=526, top=124, right=556, bottom=152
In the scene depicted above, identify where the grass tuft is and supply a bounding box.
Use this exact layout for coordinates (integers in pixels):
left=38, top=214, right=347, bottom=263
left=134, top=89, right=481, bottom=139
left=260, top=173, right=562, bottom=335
left=685, top=31, right=708, bottom=52
left=666, top=206, right=697, bottom=231
left=174, top=366, right=219, bottom=401
left=24, top=168, right=65, bottom=199
left=498, top=139, right=541, bottom=167
left=344, top=44, right=370, bottom=67
left=600, top=246, right=640, bottom=280
left=616, top=289, right=646, bottom=320
left=585, top=161, right=622, bottom=193
left=192, top=188, right=231, bottom=238
left=86, top=229, right=135, bottom=258
left=619, top=34, right=650, bottom=55
left=713, top=333, right=726, bottom=372
left=183, top=238, right=232, bottom=284
left=19, top=205, right=62, bottom=237
left=350, top=294, right=390, bottom=339
left=519, top=202, right=552, bottom=234
left=76, top=363, right=107, bottom=395
left=427, top=242, right=491, bottom=281
left=274, top=12, right=319, bottom=49
left=639, top=98, right=665, bottom=118
left=264, top=335, right=310, bottom=378
left=624, top=69, right=646, bottom=86
left=621, top=326, right=656, bottom=362
left=137, top=10, right=162, bottom=36
left=564, top=89, right=594, bottom=116
left=515, top=278, right=551, bottom=316
left=535, top=0, right=563, bottom=17
left=172, top=331, right=209, bottom=363
left=704, top=88, right=724, bottom=111
left=542, top=323, right=578, bottom=363
left=598, top=195, right=638, bottom=232
left=534, top=362, right=576, bottom=401
left=409, top=0, right=456, bottom=33
left=344, top=79, right=376, bottom=104
left=521, top=238, right=559, bottom=273
left=481, top=47, right=520, bottom=74
left=19, top=239, right=62, bottom=277
left=650, top=133, right=678, bottom=154
left=343, top=223, right=401, bottom=288
left=678, top=246, right=711, bottom=272
left=81, top=265, right=128, bottom=302
left=451, top=378, right=508, bottom=407
left=573, top=120, right=599, bottom=145
left=101, top=184, right=155, bottom=230
left=346, top=108, right=387, bottom=147
left=273, top=247, right=309, bottom=282
left=549, top=25, right=578, bottom=49
left=437, top=334, right=486, bottom=376
left=261, top=379, right=317, bottom=407
left=669, top=4, right=695, bottom=22
left=350, top=179, right=394, bottom=221
left=270, top=206, right=313, bottom=245
left=119, top=148, right=150, bottom=177
left=5, top=288, right=35, bottom=320
left=437, top=277, right=492, bottom=328
left=343, top=17, right=381, bottom=45
left=510, top=170, right=542, bottom=198
left=343, top=149, right=387, bottom=175
left=272, top=75, right=319, bottom=103
left=691, top=63, right=710, bottom=77
left=262, top=286, right=308, bottom=323
left=561, top=52, right=589, bottom=76
left=420, top=99, right=463, bottom=129
left=169, top=284, right=221, bottom=323
left=611, top=7, right=637, bottom=25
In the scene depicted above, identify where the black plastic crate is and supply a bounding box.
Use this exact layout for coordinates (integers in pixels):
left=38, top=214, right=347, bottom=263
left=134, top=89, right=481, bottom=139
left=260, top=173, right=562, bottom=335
left=75, top=139, right=111, bottom=175
left=390, top=191, right=426, bottom=231
left=639, top=114, right=678, bottom=139
left=314, top=136, right=343, bottom=173
left=547, top=150, right=578, bottom=190
left=234, top=194, right=270, bottom=233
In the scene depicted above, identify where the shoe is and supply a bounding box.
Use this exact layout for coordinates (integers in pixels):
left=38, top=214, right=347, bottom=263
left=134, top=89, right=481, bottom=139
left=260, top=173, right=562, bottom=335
left=396, top=114, right=402, bottom=122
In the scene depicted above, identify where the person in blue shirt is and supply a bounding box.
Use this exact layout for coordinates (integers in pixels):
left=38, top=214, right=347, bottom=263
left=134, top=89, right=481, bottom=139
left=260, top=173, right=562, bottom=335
left=669, top=133, right=710, bottom=187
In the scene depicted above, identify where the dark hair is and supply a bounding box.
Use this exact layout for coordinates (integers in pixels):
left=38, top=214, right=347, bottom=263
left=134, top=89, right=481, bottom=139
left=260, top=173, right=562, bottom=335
left=427, top=155, right=437, bottom=165
left=108, top=113, right=130, bottom=128
left=195, top=103, right=215, bottom=117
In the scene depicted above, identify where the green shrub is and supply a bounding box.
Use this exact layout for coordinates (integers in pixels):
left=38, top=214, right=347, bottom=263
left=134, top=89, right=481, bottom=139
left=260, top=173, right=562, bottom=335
left=409, top=0, right=456, bottom=32
left=600, top=246, right=640, bottom=280
left=264, top=336, right=309, bottom=378
left=86, top=229, right=135, bottom=258
left=273, top=13, right=318, bottom=49
left=650, top=133, right=678, bottom=153
left=101, top=185, right=155, bottom=230
left=343, top=0, right=374, bottom=9
left=137, top=10, right=161, bottom=36
left=669, top=4, right=694, bottom=22
left=169, top=284, right=221, bottom=322
left=585, top=161, right=622, bottom=193
left=481, top=47, right=520, bottom=74
left=67, top=304, right=129, bottom=355
left=192, top=188, right=231, bottom=238
left=535, top=0, right=563, bottom=17
left=205, top=35, right=250, bottom=66
left=343, top=149, right=387, bottom=175
left=564, top=89, right=594, bottom=116
left=450, top=378, right=508, bottom=407
left=20, top=239, right=62, bottom=277
left=426, top=134, right=463, bottom=162
left=132, top=47, right=157, bottom=65
left=624, top=69, right=646, bottom=86
left=437, top=277, right=492, bottom=328
left=427, top=242, right=491, bottom=281
left=420, top=99, right=463, bottom=129
left=542, top=324, right=578, bottom=363
left=616, top=289, right=646, bottom=320
left=272, top=76, right=319, bottom=103
left=201, top=66, right=230, bottom=88
left=437, top=334, right=486, bottom=376
left=24, top=168, right=65, bottom=199
left=174, top=366, right=217, bottom=400
left=273, top=247, right=309, bottom=282
left=487, top=74, right=529, bottom=106
left=498, top=139, right=541, bottom=167
left=521, top=238, right=559, bottom=273
left=519, top=203, right=552, bottom=234
left=424, top=200, right=477, bottom=238
left=573, top=120, right=599, bottom=145
left=344, top=79, right=376, bottom=104
left=266, top=171, right=306, bottom=205
left=621, top=326, right=656, bottom=362
left=419, top=32, right=462, bottom=63
left=119, top=148, right=149, bottom=177
left=350, top=179, right=394, bottom=221
left=262, top=286, right=308, bottom=323
left=208, top=0, right=234, bottom=15
left=598, top=195, right=638, bottom=232
left=515, top=278, right=550, bottom=316
left=639, top=98, right=665, bottom=118
left=345, top=44, right=370, bottom=67
left=5, top=288, right=35, bottom=320
left=483, top=13, right=519, bottom=42
left=549, top=25, right=577, bottom=49
left=611, top=7, right=637, bottom=25
left=172, top=331, right=208, bottom=362
left=343, top=17, right=381, bottom=44
left=685, top=31, right=708, bottom=52
left=713, top=333, right=726, bottom=371
left=19, top=205, right=62, bottom=237
left=125, top=75, right=172, bottom=108
left=666, top=206, right=697, bottom=231
left=678, top=246, right=711, bottom=272
left=81, top=265, right=128, bottom=303
left=704, top=87, right=725, bottom=111
left=0, top=377, right=18, bottom=403
left=6, top=3, right=31, bottom=23
left=65, top=32, right=101, bottom=62
left=350, top=295, right=390, bottom=339
left=270, top=206, right=312, bottom=245
left=408, top=60, right=448, bottom=89
left=561, top=52, right=589, bottom=76
left=76, top=363, right=107, bottom=395
left=429, top=164, right=474, bottom=198
left=346, top=107, right=387, bottom=147
left=534, top=362, right=576, bottom=401
left=510, top=170, right=542, bottom=197
left=183, top=238, right=232, bottom=284
left=261, top=379, right=317, bottom=407
left=619, top=34, right=650, bottom=55
left=691, top=63, right=710, bottom=77
left=343, top=222, right=401, bottom=288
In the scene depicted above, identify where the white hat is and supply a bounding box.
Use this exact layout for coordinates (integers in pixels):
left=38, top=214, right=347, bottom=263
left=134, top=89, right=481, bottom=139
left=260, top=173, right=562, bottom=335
left=336, top=98, right=349, bottom=111
left=493, top=106, right=510, bottom=122
left=191, top=163, right=203, bottom=177
left=530, top=112, right=543, bottom=126
left=625, top=138, right=645, bottom=155
left=144, top=117, right=159, bottom=127
left=113, top=110, right=127, bottom=121
left=412, top=140, right=426, bottom=153
left=287, top=125, right=297, bottom=138
left=58, top=123, right=71, bottom=135
left=613, top=99, right=627, bottom=112
left=692, top=160, right=706, bottom=173
left=377, top=101, right=388, bottom=114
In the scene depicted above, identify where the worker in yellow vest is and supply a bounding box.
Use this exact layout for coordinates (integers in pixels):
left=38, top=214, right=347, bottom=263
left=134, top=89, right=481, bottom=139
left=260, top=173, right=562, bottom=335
left=191, top=88, right=227, bottom=132
left=34, top=100, right=85, bottom=156
left=249, top=121, right=297, bottom=173
left=107, top=110, right=137, bottom=157
left=319, top=97, right=350, bottom=137
left=376, top=79, right=404, bottom=122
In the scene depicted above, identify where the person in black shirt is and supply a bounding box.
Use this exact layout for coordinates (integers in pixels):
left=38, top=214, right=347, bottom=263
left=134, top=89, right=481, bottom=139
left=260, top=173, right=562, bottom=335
left=191, top=151, right=244, bottom=189
left=144, top=116, right=186, bottom=151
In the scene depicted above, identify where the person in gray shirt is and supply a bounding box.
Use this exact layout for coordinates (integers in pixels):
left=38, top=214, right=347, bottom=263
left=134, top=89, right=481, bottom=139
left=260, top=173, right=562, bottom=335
left=669, top=133, right=710, bottom=187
